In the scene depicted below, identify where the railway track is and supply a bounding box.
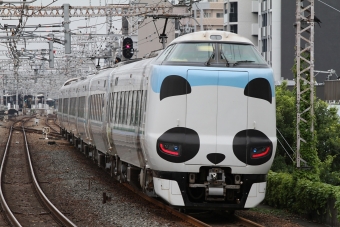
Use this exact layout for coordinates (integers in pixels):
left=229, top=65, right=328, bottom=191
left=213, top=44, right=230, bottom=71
left=0, top=117, right=76, bottom=227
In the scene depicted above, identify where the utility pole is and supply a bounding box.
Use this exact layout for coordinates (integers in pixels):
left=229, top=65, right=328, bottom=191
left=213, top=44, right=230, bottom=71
left=295, top=0, right=315, bottom=168
left=63, top=4, right=71, bottom=54
left=48, top=33, right=54, bottom=68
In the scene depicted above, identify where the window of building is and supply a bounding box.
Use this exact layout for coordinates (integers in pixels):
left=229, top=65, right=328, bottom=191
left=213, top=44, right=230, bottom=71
left=204, top=12, right=211, bottom=18
left=262, top=13, right=267, bottom=27
left=229, top=2, right=238, bottom=22
left=262, top=39, right=267, bottom=53
left=230, top=25, right=238, bottom=33
left=216, top=13, right=223, bottom=18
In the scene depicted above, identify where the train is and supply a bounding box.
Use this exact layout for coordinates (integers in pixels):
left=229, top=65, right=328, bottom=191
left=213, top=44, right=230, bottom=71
left=58, top=30, right=277, bottom=210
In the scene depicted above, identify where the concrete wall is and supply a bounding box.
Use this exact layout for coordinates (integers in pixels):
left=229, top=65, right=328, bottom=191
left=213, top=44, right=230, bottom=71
left=237, top=0, right=258, bottom=45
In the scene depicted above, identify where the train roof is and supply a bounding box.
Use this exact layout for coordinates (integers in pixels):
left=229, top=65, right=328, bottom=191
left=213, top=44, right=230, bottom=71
left=169, top=30, right=253, bottom=45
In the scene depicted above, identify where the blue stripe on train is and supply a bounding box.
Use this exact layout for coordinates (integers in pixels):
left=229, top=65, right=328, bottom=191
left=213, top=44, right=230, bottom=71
left=151, top=65, right=275, bottom=96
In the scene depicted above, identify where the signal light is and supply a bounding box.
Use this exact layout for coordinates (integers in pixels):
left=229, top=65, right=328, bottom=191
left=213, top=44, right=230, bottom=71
left=122, top=37, right=134, bottom=59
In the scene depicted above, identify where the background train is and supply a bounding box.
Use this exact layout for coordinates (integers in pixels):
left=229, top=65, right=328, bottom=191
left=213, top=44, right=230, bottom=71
left=58, top=30, right=277, bottom=210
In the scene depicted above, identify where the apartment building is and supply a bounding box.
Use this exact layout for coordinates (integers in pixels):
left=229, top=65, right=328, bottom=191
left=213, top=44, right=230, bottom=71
left=224, top=0, right=340, bottom=83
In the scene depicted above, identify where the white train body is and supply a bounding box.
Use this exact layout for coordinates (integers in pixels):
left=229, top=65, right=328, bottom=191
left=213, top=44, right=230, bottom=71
left=58, top=31, right=277, bottom=210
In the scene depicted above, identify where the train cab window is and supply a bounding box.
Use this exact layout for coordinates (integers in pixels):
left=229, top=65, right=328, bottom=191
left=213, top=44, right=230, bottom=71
left=154, top=44, right=175, bottom=64
left=159, top=42, right=268, bottom=68
left=220, top=43, right=267, bottom=65
left=165, top=43, right=214, bottom=63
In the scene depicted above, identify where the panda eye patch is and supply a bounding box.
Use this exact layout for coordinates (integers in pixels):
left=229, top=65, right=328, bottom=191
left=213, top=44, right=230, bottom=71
left=244, top=78, right=272, bottom=103
left=160, top=75, right=191, bottom=100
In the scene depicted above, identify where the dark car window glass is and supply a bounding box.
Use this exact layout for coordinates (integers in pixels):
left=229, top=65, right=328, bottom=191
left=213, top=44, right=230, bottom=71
left=154, top=45, right=175, bottom=64
left=220, top=44, right=267, bottom=64
left=165, top=43, right=214, bottom=63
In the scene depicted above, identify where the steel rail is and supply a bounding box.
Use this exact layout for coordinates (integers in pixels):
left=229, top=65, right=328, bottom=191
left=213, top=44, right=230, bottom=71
left=22, top=122, right=77, bottom=227
left=0, top=125, right=22, bottom=227
left=234, top=214, right=265, bottom=227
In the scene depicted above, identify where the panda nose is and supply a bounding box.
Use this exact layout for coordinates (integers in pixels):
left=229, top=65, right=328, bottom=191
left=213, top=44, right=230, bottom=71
left=207, top=153, right=225, bottom=165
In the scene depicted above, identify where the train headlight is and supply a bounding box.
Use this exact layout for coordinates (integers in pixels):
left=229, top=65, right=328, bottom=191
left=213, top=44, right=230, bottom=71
left=159, top=143, right=181, bottom=156
left=251, top=146, right=271, bottom=159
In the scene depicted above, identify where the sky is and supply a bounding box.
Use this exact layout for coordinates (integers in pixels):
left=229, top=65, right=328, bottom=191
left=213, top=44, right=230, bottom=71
left=0, top=0, right=126, bottom=97
left=0, top=0, right=124, bottom=52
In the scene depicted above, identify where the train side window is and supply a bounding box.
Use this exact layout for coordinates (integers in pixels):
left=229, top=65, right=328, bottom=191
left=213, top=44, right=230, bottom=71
left=89, top=96, right=92, bottom=120
left=115, top=92, right=120, bottom=124
left=97, top=94, right=100, bottom=121
left=98, top=94, right=101, bottom=121
left=71, top=97, right=77, bottom=116
left=112, top=92, right=117, bottom=124
left=59, top=98, right=62, bottom=114
left=121, top=92, right=125, bottom=124
left=119, top=92, right=124, bottom=124
left=108, top=92, right=112, bottom=121
left=92, top=95, right=95, bottom=120
left=139, top=91, right=145, bottom=125
left=127, top=91, right=132, bottom=125
left=131, top=91, right=136, bottom=125
left=63, top=98, right=69, bottom=114
left=93, top=95, right=97, bottom=121
left=135, top=91, right=141, bottom=126
left=111, top=92, right=114, bottom=122
left=78, top=96, right=85, bottom=118
left=77, top=97, right=81, bottom=118
left=122, top=91, right=127, bottom=125
left=93, top=95, right=97, bottom=120
left=100, top=94, right=104, bottom=122
left=127, top=91, right=132, bottom=126
left=124, top=91, right=130, bottom=125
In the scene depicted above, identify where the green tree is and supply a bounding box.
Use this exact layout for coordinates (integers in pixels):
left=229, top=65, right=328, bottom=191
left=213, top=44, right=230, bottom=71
left=273, top=81, right=295, bottom=173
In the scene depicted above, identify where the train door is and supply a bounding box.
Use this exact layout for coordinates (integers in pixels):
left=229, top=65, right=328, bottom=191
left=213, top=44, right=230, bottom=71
left=215, top=70, right=248, bottom=167
left=185, top=70, right=218, bottom=165
left=185, top=70, right=248, bottom=167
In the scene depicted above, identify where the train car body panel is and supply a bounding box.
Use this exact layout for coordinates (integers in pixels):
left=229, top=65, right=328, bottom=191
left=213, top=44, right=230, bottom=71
left=75, top=78, right=92, bottom=144
left=88, top=70, right=111, bottom=152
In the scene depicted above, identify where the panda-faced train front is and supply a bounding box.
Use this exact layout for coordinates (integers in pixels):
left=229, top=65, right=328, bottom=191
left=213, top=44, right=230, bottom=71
left=144, top=34, right=277, bottom=208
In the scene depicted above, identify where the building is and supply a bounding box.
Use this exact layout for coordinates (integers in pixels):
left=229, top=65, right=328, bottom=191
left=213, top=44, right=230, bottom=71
left=223, top=0, right=340, bottom=84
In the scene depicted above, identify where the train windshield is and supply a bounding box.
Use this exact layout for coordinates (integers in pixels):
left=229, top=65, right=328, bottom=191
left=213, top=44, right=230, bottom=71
left=156, top=42, right=268, bottom=67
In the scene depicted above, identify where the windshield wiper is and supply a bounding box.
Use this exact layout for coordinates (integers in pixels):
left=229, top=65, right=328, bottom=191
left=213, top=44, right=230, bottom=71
left=233, top=60, right=255, bottom=66
left=220, top=51, right=230, bottom=67
left=204, top=52, right=215, bottom=66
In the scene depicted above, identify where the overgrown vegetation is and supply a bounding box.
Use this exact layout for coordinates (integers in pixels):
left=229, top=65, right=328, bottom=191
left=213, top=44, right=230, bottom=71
left=267, top=55, right=340, bottom=220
